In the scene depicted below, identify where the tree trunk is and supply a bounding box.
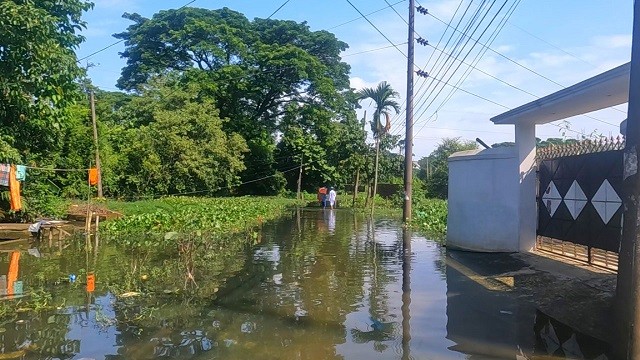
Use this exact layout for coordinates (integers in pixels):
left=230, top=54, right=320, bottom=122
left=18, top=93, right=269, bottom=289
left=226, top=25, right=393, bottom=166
left=364, top=182, right=370, bottom=208
left=371, top=137, right=380, bottom=216
left=352, top=168, right=360, bottom=208
left=297, top=156, right=303, bottom=200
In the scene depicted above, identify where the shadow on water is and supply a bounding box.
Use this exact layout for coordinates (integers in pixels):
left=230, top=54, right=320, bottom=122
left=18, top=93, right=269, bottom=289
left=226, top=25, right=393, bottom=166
left=0, top=208, right=614, bottom=359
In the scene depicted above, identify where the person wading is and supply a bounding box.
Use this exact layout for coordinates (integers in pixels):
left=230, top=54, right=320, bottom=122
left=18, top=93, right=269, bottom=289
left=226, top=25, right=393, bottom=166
left=328, top=187, right=337, bottom=210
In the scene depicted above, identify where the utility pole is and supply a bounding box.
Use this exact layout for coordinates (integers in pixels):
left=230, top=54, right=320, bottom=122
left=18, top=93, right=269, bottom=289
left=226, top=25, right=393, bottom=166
left=618, top=0, right=640, bottom=357
left=403, top=0, right=416, bottom=225
left=90, top=91, right=103, bottom=198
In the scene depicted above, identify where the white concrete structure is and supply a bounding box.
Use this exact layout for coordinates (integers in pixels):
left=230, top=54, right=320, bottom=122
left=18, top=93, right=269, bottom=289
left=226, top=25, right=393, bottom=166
left=447, top=147, right=519, bottom=251
left=447, top=62, right=630, bottom=252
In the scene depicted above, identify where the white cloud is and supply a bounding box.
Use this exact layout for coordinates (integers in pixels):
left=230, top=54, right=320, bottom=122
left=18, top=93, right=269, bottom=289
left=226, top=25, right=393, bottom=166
left=592, top=34, right=633, bottom=49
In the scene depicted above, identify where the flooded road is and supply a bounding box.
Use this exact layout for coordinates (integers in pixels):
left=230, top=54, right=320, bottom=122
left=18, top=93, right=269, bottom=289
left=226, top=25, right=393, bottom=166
left=0, top=208, right=611, bottom=359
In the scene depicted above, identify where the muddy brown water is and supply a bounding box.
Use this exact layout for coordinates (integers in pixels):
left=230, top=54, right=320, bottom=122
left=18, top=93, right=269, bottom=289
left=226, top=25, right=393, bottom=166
left=0, top=209, right=611, bottom=359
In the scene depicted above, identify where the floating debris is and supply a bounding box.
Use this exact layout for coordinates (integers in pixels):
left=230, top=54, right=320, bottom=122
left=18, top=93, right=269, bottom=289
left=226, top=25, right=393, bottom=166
left=118, top=292, right=142, bottom=298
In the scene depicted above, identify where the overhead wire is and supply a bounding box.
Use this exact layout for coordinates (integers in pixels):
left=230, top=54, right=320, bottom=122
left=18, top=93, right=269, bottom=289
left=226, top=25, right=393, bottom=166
left=386, top=0, right=476, bottom=132
left=507, top=21, right=627, bottom=115
left=358, top=0, right=495, bottom=132
left=344, top=0, right=407, bottom=57
left=409, top=1, right=619, bottom=139
left=115, top=163, right=308, bottom=200
left=406, top=0, right=507, bottom=135
left=376, top=0, right=614, bottom=142
left=77, top=0, right=197, bottom=62
left=410, top=0, right=521, bottom=138
left=267, top=0, right=293, bottom=19
left=328, top=0, right=407, bottom=30
left=360, top=0, right=593, bottom=140
left=342, top=42, right=409, bottom=57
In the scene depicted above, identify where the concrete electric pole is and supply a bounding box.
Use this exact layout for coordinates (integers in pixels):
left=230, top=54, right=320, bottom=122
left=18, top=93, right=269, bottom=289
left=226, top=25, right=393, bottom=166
left=403, top=0, right=416, bottom=225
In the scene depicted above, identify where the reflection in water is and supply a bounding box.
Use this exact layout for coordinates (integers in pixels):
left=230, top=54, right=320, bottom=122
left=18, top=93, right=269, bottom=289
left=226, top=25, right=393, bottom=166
left=0, top=209, right=613, bottom=359
left=445, top=251, right=535, bottom=358
left=533, top=310, right=611, bottom=359
left=401, top=229, right=411, bottom=360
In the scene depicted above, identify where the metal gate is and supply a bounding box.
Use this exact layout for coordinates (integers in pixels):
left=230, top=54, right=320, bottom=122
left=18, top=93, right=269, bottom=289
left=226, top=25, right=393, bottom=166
left=536, top=139, right=624, bottom=269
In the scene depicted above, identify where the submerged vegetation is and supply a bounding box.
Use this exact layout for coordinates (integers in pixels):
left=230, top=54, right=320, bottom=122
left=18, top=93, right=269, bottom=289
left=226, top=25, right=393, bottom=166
left=105, top=197, right=302, bottom=235
left=414, top=199, right=448, bottom=241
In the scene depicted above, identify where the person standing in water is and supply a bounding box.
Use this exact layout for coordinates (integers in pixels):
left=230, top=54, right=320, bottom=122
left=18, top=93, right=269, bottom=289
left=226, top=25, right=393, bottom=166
left=328, top=187, right=337, bottom=209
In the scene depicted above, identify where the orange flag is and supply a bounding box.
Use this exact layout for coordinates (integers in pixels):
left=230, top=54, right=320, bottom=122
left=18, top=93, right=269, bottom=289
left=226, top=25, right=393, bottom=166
left=7, top=251, right=20, bottom=296
left=89, top=168, right=98, bottom=186
left=86, top=273, right=95, bottom=292
left=9, top=165, right=21, bottom=211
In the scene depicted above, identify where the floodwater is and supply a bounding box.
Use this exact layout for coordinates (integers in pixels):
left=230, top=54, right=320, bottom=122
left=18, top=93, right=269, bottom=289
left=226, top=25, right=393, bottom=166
left=0, top=208, right=611, bottom=359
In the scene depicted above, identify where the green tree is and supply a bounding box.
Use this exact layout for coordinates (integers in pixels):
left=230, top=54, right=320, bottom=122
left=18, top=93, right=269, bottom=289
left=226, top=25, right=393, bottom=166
left=419, top=138, right=477, bottom=199
left=356, top=82, right=400, bottom=212
left=0, top=0, right=94, bottom=218
left=113, top=7, right=352, bottom=194
left=335, top=111, right=369, bottom=206
left=111, top=77, right=248, bottom=197
left=0, top=0, right=93, bottom=161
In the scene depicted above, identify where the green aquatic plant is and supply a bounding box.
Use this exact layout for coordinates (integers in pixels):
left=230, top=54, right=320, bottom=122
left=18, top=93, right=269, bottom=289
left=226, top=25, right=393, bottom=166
left=414, top=199, right=448, bottom=241
left=102, top=197, right=302, bottom=293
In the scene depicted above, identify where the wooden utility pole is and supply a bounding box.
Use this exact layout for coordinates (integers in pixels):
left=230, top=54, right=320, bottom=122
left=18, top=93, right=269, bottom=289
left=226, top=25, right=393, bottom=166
left=403, top=0, right=416, bottom=225
left=297, top=155, right=303, bottom=200
left=89, top=91, right=103, bottom=198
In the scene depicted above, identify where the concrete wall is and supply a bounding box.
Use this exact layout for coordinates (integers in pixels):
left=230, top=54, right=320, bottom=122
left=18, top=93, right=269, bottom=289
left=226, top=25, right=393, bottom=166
left=447, top=147, right=520, bottom=252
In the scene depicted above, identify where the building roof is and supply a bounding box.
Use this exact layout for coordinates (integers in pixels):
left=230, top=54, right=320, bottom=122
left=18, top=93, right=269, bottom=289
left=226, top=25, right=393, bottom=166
left=490, top=62, right=630, bottom=126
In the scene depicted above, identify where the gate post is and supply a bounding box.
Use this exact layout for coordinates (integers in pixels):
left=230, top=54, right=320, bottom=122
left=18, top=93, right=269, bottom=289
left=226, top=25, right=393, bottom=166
left=515, top=122, right=537, bottom=252
left=617, top=0, right=640, bottom=358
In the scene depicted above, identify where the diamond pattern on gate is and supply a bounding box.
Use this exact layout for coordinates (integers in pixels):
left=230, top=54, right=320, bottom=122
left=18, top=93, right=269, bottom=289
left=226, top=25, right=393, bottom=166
left=563, top=181, right=587, bottom=220
left=592, top=179, right=622, bottom=224
left=542, top=181, right=562, bottom=217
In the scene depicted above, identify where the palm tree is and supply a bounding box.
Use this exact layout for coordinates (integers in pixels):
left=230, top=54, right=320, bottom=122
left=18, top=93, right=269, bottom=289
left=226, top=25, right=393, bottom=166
left=357, top=81, right=400, bottom=215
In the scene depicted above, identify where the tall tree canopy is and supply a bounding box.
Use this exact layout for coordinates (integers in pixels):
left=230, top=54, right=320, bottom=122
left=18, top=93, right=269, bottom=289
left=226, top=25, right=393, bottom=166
left=0, top=0, right=93, bottom=162
left=114, top=7, right=354, bottom=193
left=356, top=81, right=400, bottom=139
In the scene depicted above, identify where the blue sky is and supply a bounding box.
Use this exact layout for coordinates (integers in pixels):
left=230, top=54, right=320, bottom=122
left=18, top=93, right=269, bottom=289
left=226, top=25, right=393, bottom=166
left=77, top=0, right=634, bottom=158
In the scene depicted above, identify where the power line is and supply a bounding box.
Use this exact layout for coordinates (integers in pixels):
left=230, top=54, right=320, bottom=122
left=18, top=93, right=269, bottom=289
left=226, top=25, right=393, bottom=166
left=507, top=21, right=628, bottom=115
left=410, top=0, right=522, bottom=137
left=118, top=163, right=307, bottom=200
left=388, top=0, right=501, bottom=135
left=508, top=21, right=598, bottom=69
left=348, top=0, right=592, bottom=140
left=410, top=0, right=618, bottom=139
left=426, top=42, right=538, bottom=98
left=267, top=0, right=293, bottom=19
left=390, top=0, right=616, bottom=141
left=387, top=0, right=474, bottom=132
left=427, top=11, right=567, bottom=89
left=383, top=0, right=409, bottom=26
left=341, top=42, right=408, bottom=57
left=343, top=0, right=407, bottom=57
left=77, top=0, right=197, bottom=62
left=409, top=0, right=509, bottom=135
left=328, top=0, right=407, bottom=30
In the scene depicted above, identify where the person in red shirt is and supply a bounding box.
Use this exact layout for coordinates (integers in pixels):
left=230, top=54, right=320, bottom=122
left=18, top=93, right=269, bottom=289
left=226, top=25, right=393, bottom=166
left=317, top=187, right=328, bottom=207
